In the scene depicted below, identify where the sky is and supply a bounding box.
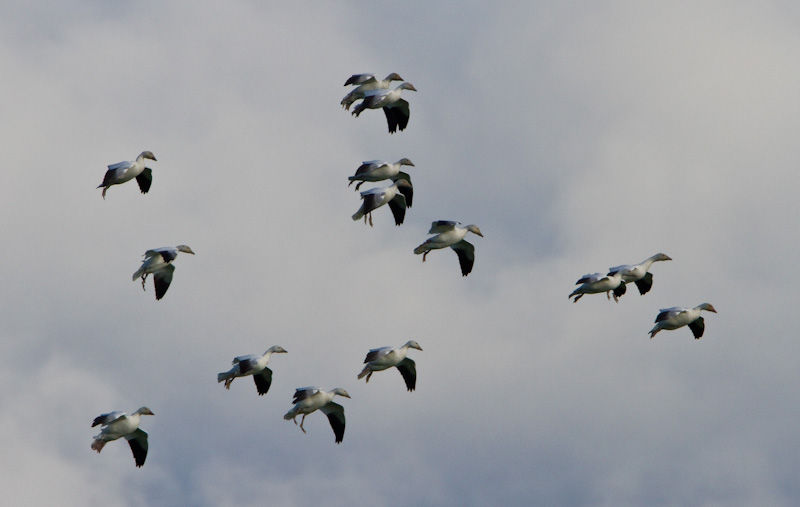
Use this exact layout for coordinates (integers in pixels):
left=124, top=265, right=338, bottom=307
left=2, top=1, right=800, bottom=506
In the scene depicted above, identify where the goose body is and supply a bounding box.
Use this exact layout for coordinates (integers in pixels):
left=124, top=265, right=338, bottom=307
left=358, top=340, right=422, bottom=391
left=569, top=271, right=626, bottom=303
left=97, top=151, right=156, bottom=199
left=217, top=345, right=287, bottom=395
left=284, top=387, right=350, bottom=443
left=352, top=179, right=413, bottom=226
left=414, top=221, right=483, bottom=276
left=341, top=73, right=404, bottom=110
left=608, top=253, right=672, bottom=296
left=649, top=303, right=717, bottom=339
left=132, top=245, right=195, bottom=300
left=90, top=407, right=154, bottom=467
left=352, top=82, right=417, bottom=133
left=348, top=158, right=414, bottom=191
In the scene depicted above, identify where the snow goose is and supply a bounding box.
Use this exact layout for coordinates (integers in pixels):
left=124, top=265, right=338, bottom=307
left=608, top=253, right=672, bottom=296
left=569, top=272, right=626, bottom=303
left=414, top=221, right=483, bottom=276
left=352, top=82, right=417, bottom=133
left=358, top=340, right=423, bottom=391
left=348, top=158, right=415, bottom=191
left=91, top=407, right=154, bottom=467
left=97, top=151, right=156, bottom=199
left=341, top=73, right=404, bottom=110
left=132, top=245, right=195, bottom=300
left=284, top=387, right=350, bottom=443
left=649, top=303, right=717, bottom=339
left=217, top=345, right=288, bottom=395
left=352, top=179, right=413, bottom=227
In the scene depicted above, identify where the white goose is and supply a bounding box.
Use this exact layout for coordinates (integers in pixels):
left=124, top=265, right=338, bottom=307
left=348, top=158, right=415, bottom=191
left=132, top=245, right=195, bottom=300
left=569, top=271, right=626, bottom=303
left=649, top=303, right=717, bottom=339
left=608, top=253, right=672, bottom=296
left=352, top=179, right=413, bottom=227
left=358, top=340, right=423, bottom=391
left=414, top=221, right=484, bottom=276
left=352, top=82, right=417, bottom=133
left=284, top=387, right=350, bottom=443
left=91, top=407, right=154, bottom=467
left=217, top=345, right=288, bottom=395
left=341, top=73, right=404, bottom=110
left=97, top=151, right=156, bottom=199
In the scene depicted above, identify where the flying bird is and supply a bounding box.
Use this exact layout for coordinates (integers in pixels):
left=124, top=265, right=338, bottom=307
left=341, top=73, right=404, bottom=111
left=283, top=387, right=350, bottom=443
left=348, top=158, right=415, bottom=191
left=352, top=179, right=413, bottom=226
left=132, top=245, right=195, bottom=300
left=569, top=271, right=626, bottom=303
left=90, top=407, right=154, bottom=467
left=358, top=340, right=423, bottom=391
left=217, top=345, right=288, bottom=395
left=607, top=253, right=672, bottom=296
left=97, top=151, right=156, bottom=199
left=414, top=221, right=484, bottom=276
left=649, top=303, right=717, bottom=339
left=352, top=82, right=417, bottom=133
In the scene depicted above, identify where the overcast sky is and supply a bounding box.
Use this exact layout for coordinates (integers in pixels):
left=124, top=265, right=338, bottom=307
left=2, top=1, right=800, bottom=506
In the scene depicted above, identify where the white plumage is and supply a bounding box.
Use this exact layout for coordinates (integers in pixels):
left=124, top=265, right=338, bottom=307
left=341, top=73, right=404, bottom=111
left=569, top=271, right=626, bottom=303
left=358, top=340, right=423, bottom=391
left=649, top=303, right=717, bottom=339
left=132, top=245, right=195, bottom=300
left=90, top=407, right=154, bottom=467
left=414, top=221, right=484, bottom=276
left=97, top=151, right=156, bottom=199
left=607, top=253, right=672, bottom=296
left=352, top=82, right=417, bottom=133
left=283, top=387, right=350, bottom=443
left=217, top=345, right=288, bottom=395
left=352, top=179, right=413, bottom=227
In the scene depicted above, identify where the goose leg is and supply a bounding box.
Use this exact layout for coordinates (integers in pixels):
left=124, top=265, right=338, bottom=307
left=300, top=414, right=307, bottom=434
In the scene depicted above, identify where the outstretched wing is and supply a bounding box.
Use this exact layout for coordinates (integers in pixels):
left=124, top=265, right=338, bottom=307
left=320, top=402, right=346, bottom=444
left=451, top=240, right=476, bottom=276
left=387, top=193, right=407, bottom=226
left=252, top=368, right=274, bottom=396
left=688, top=316, right=705, bottom=339
left=136, top=168, right=153, bottom=194
left=396, top=358, right=417, bottom=391
left=125, top=429, right=149, bottom=467
left=153, top=264, right=175, bottom=300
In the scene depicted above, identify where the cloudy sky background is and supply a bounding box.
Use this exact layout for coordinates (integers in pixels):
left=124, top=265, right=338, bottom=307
left=2, top=1, right=800, bottom=505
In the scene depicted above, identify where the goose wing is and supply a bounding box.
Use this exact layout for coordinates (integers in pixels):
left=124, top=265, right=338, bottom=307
left=252, top=368, right=274, bottom=395
left=320, top=402, right=346, bottom=444
left=153, top=264, right=175, bottom=300
left=451, top=240, right=476, bottom=276
left=396, top=358, right=417, bottom=391
left=125, top=428, right=148, bottom=467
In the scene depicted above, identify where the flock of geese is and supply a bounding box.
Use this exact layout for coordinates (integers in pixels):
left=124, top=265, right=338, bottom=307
left=569, top=253, right=717, bottom=339
left=89, top=72, right=716, bottom=468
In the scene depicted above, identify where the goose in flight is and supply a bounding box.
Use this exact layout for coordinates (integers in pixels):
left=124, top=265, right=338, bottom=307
left=97, top=151, right=156, bottom=199
left=352, top=83, right=417, bottom=133
left=649, top=304, right=717, bottom=339
left=569, top=271, right=626, bottom=303
left=91, top=407, right=154, bottom=467
left=608, top=253, right=672, bottom=296
left=341, top=73, right=404, bottom=110
left=217, top=345, right=288, bottom=395
left=132, top=245, right=195, bottom=300
left=347, top=158, right=414, bottom=191
left=284, top=387, right=350, bottom=443
left=414, top=221, right=483, bottom=276
left=358, top=340, right=422, bottom=391
left=352, top=179, right=413, bottom=226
